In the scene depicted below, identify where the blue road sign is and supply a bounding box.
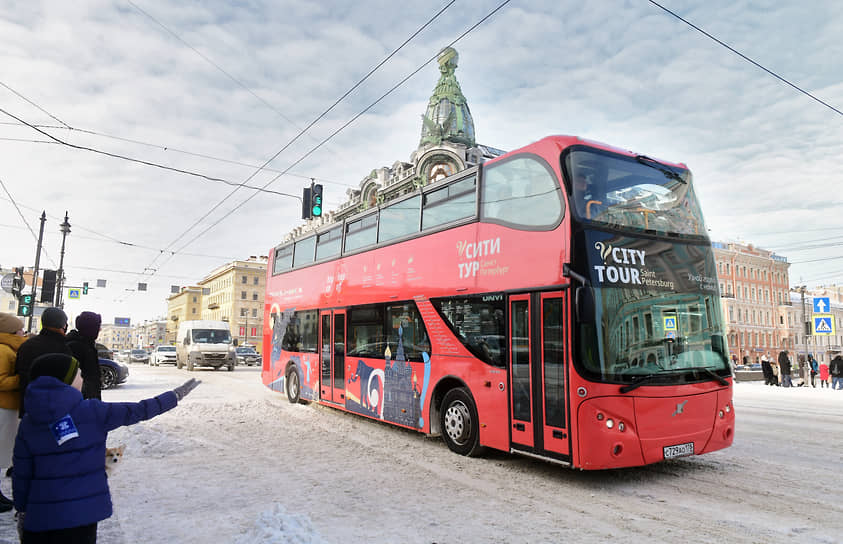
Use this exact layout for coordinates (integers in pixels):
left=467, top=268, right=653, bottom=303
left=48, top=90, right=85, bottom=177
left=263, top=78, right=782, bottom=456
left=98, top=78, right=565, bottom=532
left=663, top=316, right=677, bottom=331
left=813, top=297, right=830, bottom=313
left=813, top=315, right=835, bottom=335
left=68, top=288, right=80, bottom=300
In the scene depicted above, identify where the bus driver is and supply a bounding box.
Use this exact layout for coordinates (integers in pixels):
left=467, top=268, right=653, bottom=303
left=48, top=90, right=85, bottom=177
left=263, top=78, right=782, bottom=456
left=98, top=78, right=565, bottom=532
left=573, top=173, right=602, bottom=218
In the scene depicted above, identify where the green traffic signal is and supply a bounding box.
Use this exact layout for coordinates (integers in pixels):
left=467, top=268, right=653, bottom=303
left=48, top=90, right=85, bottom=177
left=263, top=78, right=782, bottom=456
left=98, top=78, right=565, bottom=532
left=17, top=294, right=33, bottom=317
left=83, top=282, right=89, bottom=295
left=311, top=184, right=323, bottom=217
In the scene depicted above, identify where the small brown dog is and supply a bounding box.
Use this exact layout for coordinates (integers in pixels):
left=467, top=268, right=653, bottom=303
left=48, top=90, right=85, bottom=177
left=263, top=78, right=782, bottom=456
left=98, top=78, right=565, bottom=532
left=105, top=444, right=125, bottom=475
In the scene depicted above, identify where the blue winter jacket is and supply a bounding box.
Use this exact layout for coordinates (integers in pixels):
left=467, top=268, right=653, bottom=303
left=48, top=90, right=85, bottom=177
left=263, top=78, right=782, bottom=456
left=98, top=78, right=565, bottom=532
left=13, top=376, right=178, bottom=532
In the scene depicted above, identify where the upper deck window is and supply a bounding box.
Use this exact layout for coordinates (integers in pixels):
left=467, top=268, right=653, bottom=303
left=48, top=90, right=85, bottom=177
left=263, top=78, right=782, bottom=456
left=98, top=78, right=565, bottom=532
left=316, top=226, right=343, bottom=260
left=422, top=175, right=476, bottom=230
left=565, top=148, right=706, bottom=237
left=480, top=155, right=562, bottom=228
left=293, top=236, right=316, bottom=268
left=345, top=214, right=377, bottom=253
left=378, top=194, right=421, bottom=243
left=273, top=244, right=293, bottom=275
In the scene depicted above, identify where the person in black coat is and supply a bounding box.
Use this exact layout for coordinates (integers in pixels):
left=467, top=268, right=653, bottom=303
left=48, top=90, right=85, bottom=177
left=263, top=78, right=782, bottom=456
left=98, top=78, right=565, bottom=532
left=778, top=350, right=793, bottom=387
left=65, top=311, right=103, bottom=400
left=14, top=307, right=72, bottom=417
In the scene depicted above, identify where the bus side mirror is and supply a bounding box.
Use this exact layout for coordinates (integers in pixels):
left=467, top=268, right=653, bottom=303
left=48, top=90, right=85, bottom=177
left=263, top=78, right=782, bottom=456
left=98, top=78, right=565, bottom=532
left=184, top=337, right=190, bottom=346
left=575, top=286, right=595, bottom=323
left=233, top=338, right=239, bottom=346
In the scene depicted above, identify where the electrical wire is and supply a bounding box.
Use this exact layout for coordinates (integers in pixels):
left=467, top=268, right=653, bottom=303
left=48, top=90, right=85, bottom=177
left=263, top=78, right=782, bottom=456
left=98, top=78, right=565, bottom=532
left=164, top=0, right=513, bottom=263
left=142, top=0, right=463, bottom=276
left=0, top=107, right=301, bottom=200
left=649, top=0, right=843, bottom=117
left=0, top=81, right=72, bottom=128
left=0, top=176, right=57, bottom=268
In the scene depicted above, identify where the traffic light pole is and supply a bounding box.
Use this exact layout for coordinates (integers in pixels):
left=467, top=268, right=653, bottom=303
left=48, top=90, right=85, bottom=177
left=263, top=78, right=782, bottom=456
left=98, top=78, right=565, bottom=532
left=55, top=212, right=71, bottom=308
left=28, top=211, right=46, bottom=332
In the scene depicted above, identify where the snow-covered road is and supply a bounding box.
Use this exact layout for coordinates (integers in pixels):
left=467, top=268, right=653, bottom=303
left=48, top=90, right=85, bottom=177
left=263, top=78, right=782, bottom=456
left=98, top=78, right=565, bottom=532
left=1, top=365, right=841, bottom=543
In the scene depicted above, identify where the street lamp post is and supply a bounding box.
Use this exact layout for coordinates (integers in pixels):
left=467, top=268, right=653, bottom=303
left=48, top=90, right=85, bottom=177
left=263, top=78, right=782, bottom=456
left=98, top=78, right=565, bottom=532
left=55, top=211, right=71, bottom=308
left=27, top=212, right=47, bottom=332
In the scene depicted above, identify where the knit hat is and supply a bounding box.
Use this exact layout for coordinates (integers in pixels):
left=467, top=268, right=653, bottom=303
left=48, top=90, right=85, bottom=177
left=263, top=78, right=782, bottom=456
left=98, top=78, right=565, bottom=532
left=75, top=311, right=102, bottom=339
left=30, top=353, right=79, bottom=385
left=0, top=313, right=24, bottom=334
left=41, top=307, right=68, bottom=330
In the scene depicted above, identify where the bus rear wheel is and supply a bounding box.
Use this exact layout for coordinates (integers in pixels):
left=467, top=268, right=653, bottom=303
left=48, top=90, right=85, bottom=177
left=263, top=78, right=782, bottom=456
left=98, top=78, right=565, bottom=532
left=440, top=387, right=483, bottom=457
left=285, top=366, right=301, bottom=404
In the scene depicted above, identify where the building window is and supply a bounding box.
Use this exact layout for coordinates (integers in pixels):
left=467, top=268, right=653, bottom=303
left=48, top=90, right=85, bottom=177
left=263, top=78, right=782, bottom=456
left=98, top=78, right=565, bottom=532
left=254, top=277, right=259, bottom=285
left=251, top=327, right=258, bottom=337
left=252, top=308, right=258, bottom=318
left=252, top=292, right=259, bottom=301
left=240, top=308, right=247, bottom=317
left=241, top=291, right=247, bottom=300
left=242, top=275, right=247, bottom=284
left=191, top=308, right=196, bottom=314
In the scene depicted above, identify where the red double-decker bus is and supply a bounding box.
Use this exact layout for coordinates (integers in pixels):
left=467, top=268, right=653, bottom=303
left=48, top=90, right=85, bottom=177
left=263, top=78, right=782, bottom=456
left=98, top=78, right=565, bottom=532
left=262, top=135, right=734, bottom=469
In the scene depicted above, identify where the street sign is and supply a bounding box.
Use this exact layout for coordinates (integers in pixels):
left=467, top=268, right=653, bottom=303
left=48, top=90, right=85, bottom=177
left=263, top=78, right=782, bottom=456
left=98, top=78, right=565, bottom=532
left=665, top=330, right=677, bottom=339
left=813, top=297, right=830, bottom=314
left=1, top=273, right=15, bottom=293
left=68, top=288, right=81, bottom=299
left=813, top=314, right=835, bottom=336
left=663, top=316, right=677, bottom=331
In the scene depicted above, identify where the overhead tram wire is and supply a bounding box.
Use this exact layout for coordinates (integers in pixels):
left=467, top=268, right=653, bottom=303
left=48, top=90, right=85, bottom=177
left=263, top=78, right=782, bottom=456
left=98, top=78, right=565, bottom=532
left=648, top=0, right=843, bottom=117
left=0, top=81, right=72, bottom=128
left=0, top=176, right=58, bottom=268
left=0, top=107, right=299, bottom=200
left=143, top=0, right=461, bottom=277
left=0, top=121, right=353, bottom=189
left=165, top=0, right=514, bottom=261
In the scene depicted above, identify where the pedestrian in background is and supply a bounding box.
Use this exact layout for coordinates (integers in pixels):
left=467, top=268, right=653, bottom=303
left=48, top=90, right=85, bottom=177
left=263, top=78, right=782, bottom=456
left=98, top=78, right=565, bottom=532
left=13, top=307, right=72, bottom=417
left=13, top=352, right=201, bottom=543
left=808, top=354, right=819, bottom=388
left=830, top=354, right=843, bottom=390
left=819, top=357, right=830, bottom=388
left=778, top=350, right=793, bottom=387
left=65, top=312, right=103, bottom=400
left=0, top=313, right=26, bottom=511
left=761, top=353, right=775, bottom=386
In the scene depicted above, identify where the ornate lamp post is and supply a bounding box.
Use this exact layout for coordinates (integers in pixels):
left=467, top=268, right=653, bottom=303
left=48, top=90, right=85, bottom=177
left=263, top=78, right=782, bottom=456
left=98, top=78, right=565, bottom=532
left=55, top=212, right=71, bottom=308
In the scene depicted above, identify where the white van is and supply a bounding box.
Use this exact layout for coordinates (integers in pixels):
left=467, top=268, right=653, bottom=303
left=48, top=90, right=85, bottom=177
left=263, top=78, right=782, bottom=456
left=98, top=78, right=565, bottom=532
left=176, top=320, right=237, bottom=371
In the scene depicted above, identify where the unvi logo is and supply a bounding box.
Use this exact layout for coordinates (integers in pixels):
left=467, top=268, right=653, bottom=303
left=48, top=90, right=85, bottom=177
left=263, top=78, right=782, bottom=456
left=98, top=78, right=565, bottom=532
left=593, top=242, right=646, bottom=285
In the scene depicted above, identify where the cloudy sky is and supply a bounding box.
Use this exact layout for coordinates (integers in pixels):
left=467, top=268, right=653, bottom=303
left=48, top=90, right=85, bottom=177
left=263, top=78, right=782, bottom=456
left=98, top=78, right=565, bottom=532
left=2, top=0, right=842, bottom=324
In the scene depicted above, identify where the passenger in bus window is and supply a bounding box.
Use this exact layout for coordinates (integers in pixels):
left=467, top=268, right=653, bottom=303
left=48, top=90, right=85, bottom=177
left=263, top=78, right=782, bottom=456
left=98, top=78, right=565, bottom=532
left=573, top=174, right=599, bottom=218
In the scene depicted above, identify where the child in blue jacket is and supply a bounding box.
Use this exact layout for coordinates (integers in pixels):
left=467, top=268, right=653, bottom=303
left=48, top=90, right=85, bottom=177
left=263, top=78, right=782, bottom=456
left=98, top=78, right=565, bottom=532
left=13, top=352, right=199, bottom=543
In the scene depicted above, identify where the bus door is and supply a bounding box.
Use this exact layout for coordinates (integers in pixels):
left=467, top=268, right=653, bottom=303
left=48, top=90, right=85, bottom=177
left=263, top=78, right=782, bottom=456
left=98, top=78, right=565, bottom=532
left=319, top=310, right=346, bottom=405
left=508, top=291, right=570, bottom=459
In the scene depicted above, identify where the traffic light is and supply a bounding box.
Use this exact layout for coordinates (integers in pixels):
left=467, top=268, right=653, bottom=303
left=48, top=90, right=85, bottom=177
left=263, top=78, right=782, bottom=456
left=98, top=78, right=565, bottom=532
left=17, top=294, right=34, bottom=317
left=82, top=281, right=89, bottom=295
left=301, top=186, right=312, bottom=220
left=11, top=267, right=23, bottom=297
left=41, top=269, right=57, bottom=303
left=311, top=184, right=323, bottom=217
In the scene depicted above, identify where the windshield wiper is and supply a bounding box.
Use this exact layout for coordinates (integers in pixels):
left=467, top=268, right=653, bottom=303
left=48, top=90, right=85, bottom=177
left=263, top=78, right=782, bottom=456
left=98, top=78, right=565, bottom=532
left=619, top=373, right=660, bottom=393
left=635, top=155, right=686, bottom=184
left=685, top=367, right=729, bottom=386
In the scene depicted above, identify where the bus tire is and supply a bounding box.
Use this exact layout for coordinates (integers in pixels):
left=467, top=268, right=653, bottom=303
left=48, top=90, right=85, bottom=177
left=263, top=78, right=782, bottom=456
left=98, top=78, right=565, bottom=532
left=440, top=387, right=483, bottom=457
left=286, top=366, right=301, bottom=404
left=187, top=359, right=194, bottom=371
left=176, top=355, right=182, bottom=370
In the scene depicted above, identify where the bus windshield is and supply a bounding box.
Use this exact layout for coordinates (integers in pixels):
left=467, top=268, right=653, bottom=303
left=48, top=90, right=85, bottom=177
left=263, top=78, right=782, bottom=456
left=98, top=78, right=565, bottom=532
left=576, top=229, right=730, bottom=384
left=565, top=148, right=706, bottom=237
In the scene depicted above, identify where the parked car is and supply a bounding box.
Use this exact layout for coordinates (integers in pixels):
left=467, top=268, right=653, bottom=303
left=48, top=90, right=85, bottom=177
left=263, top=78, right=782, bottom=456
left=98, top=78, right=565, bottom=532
left=99, top=358, right=129, bottom=390
left=129, top=349, right=149, bottom=364
left=95, top=343, right=114, bottom=361
left=115, top=349, right=131, bottom=363
left=151, top=345, right=178, bottom=366
left=235, top=346, right=260, bottom=366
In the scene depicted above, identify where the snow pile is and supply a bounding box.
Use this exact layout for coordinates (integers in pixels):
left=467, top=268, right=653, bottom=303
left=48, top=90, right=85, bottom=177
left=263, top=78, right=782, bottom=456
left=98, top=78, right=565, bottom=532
left=231, top=503, right=327, bottom=544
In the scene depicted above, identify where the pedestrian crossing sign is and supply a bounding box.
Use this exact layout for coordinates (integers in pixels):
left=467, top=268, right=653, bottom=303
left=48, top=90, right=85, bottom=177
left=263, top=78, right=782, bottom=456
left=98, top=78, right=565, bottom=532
left=813, top=314, right=835, bottom=336
left=68, top=288, right=80, bottom=300
left=663, top=316, right=677, bottom=331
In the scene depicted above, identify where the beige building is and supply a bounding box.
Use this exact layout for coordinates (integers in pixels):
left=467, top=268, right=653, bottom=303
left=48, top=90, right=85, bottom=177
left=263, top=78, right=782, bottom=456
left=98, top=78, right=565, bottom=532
left=165, top=286, right=204, bottom=344
left=133, top=320, right=167, bottom=349
left=99, top=323, right=133, bottom=351
left=197, top=257, right=267, bottom=351
left=712, top=241, right=791, bottom=363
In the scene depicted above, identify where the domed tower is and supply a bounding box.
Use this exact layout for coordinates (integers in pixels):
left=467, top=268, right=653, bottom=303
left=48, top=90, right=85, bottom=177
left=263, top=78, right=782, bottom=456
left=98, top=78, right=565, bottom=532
left=419, top=47, right=475, bottom=148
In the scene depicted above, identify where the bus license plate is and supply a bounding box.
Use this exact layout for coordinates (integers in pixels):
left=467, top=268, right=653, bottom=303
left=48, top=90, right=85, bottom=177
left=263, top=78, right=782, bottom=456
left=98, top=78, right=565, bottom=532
left=663, top=442, right=694, bottom=459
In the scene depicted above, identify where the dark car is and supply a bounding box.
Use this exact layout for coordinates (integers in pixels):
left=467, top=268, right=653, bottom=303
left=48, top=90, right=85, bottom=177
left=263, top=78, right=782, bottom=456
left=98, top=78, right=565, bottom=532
left=96, top=343, right=114, bottom=361
left=235, top=346, right=260, bottom=366
left=99, top=358, right=129, bottom=390
left=129, top=349, right=149, bottom=364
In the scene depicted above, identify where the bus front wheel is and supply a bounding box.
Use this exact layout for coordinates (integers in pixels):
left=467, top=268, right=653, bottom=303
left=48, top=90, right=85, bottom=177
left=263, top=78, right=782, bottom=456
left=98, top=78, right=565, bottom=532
left=440, top=388, right=483, bottom=457
left=285, top=367, right=301, bottom=404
